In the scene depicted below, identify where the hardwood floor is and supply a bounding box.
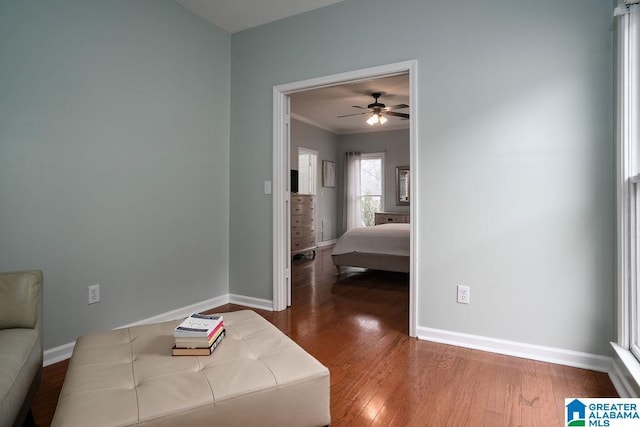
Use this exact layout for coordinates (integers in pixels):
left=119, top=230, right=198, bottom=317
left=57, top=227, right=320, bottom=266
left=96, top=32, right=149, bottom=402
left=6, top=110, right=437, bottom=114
left=31, top=246, right=617, bottom=426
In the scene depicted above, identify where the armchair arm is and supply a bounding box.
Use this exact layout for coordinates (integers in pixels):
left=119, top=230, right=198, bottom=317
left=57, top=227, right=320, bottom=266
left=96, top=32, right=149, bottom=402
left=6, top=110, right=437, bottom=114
left=0, top=270, right=42, bottom=333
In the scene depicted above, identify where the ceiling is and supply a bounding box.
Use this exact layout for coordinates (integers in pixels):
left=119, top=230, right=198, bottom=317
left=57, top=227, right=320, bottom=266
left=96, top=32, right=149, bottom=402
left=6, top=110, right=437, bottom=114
left=289, top=73, right=410, bottom=135
left=173, top=1, right=409, bottom=135
left=174, top=0, right=345, bottom=33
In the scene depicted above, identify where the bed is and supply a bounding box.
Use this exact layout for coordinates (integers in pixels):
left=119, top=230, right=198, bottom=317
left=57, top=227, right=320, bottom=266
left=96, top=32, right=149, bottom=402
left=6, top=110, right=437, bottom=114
left=331, top=223, right=410, bottom=274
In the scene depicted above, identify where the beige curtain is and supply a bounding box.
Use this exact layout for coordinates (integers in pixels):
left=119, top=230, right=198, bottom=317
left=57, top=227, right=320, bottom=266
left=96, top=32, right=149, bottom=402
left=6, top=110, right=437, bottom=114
left=342, top=151, right=362, bottom=233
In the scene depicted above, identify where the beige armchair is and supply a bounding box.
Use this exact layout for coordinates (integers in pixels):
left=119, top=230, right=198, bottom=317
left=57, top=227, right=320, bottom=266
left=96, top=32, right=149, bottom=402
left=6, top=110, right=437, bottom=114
left=0, top=271, right=43, bottom=427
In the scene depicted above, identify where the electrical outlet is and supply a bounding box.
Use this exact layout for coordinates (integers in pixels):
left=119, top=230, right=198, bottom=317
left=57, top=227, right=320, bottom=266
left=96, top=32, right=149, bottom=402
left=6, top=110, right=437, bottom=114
left=457, top=285, right=470, bottom=304
left=88, top=284, right=100, bottom=304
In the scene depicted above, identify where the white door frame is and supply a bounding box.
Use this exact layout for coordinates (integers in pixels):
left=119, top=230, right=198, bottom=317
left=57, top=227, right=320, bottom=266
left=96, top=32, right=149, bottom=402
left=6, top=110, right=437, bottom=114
left=272, top=60, right=419, bottom=337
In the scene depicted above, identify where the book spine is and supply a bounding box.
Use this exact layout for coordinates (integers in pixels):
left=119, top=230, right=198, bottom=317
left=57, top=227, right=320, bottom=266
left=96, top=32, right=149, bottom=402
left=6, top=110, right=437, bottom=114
left=213, top=330, right=225, bottom=347
left=172, top=330, right=226, bottom=356
left=210, top=330, right=225, bottom=352
left=174, top=326, right=225, bottom=348
left=206, top=322, right=224, bottom=339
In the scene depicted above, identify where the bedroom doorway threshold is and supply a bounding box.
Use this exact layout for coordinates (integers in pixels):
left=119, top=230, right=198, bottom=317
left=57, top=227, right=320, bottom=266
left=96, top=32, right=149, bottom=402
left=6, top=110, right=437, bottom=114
left=272, top=60, right=419, bottom=337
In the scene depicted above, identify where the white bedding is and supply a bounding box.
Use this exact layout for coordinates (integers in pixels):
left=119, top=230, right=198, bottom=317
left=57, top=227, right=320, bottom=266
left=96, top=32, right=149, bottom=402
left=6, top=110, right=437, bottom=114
left=332, top=223, right=410, bottom=257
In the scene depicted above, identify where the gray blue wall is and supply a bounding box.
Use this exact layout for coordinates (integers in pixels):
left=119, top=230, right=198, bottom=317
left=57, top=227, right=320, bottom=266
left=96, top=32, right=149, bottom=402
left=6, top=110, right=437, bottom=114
left=0, top=0, right=231, bottom=348
left=230, top=0, right=614, bottom=355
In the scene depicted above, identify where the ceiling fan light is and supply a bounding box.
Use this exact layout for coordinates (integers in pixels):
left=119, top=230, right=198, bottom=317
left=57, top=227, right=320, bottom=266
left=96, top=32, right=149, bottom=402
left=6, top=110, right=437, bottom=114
left=367, top=114, right=378, bottom=125
left=379, top=114, right=388, bottom=124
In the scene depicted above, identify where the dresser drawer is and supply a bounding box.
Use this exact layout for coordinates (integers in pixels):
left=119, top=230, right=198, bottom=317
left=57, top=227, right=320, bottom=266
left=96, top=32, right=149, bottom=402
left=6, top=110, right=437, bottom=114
left=291, top=202, right=314, bottom=215
left=291, top=195, right=315, bottom=205
left=292, top=236, right=316, bottom=252
left=374, top=212, right=409, bottom=225
left=291, top=215, right=314, bottom=227
left=292, top=224, right=314, bottom=239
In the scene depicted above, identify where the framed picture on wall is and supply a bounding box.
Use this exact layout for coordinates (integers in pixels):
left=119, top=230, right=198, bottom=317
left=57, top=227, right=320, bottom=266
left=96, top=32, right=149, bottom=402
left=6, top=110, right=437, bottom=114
left=322, top=160, right=336, bottom=187
left=396, top=166, right=410, bottom=206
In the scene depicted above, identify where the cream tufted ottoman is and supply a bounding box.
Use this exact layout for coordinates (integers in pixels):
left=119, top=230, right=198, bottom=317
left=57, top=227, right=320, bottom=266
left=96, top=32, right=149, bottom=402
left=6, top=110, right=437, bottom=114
left=51, top=310, right=330, bottom=426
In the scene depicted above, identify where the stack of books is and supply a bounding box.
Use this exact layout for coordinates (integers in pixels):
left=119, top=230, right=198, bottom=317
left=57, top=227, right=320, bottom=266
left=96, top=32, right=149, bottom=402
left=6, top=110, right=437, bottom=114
left=172, top=313, right=225, bottom=356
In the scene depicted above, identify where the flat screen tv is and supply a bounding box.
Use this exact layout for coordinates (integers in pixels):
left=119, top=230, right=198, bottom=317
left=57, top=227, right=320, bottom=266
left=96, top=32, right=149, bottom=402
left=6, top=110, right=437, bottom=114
left=291, top=170, right=299, bottom=194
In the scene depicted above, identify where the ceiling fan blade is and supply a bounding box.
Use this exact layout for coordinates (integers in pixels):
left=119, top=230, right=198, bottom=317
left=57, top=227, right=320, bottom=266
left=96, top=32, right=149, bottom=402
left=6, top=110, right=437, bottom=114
left=351, top=105, right=367, bottom=110
left=386, top=103, right=409, bottom=110
left=384, top=111, right=410, bottom=119
left=337, top=112, right=369, bottom=118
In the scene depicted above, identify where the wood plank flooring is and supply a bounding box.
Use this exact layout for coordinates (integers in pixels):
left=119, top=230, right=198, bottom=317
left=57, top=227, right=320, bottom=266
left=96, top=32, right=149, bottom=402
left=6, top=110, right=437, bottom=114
left=31, top=246, right=617, bottom=426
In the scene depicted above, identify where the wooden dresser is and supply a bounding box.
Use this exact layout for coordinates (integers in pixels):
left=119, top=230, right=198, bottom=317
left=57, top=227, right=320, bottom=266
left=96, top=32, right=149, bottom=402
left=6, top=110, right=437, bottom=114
left=291, top=194, right=316, bottom=256
left=374, top=212, right=410, bottom=225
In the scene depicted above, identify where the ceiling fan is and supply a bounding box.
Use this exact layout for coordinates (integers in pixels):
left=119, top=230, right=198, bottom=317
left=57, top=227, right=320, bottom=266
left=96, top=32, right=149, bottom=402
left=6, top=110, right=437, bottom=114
left=338, top=92, right=409, bottom=125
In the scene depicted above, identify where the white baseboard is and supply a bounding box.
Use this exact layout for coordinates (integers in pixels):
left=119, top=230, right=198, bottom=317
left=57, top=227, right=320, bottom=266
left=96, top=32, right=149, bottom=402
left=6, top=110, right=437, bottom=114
left=229, top=294, right=273, bottom=311
left=43, top=294, right=273, bottom=366
left=417, top=326, right=613, bottom=373
left=317, top=239, right=337, bottom=247
left=44, top=342, right=76, bottom=367
left=119, top=295, right=230, bottom=328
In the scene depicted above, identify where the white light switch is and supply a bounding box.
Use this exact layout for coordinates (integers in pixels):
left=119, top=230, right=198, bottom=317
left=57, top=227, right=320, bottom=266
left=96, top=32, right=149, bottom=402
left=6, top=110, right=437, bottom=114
left=264, top=180, right=272, bottom=194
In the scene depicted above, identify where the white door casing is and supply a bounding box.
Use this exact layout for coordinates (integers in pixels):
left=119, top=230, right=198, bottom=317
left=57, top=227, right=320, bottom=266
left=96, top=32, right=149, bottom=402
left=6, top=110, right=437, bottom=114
left=272, top=60, right=419, bottom=337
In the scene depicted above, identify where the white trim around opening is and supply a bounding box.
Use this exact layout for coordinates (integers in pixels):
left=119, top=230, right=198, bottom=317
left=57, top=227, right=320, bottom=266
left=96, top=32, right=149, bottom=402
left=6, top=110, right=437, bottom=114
left=272, top=60, right=419, bottom=337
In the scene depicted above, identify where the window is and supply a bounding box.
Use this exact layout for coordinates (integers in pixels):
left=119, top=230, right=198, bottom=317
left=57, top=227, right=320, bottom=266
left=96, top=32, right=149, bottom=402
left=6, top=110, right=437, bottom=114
left=632, top=177, right=640, bottom=360
left=298, top=148, right=317, bottom=195
left=617, top=2, right=640, bottom=355
left=360, top=153, right=384, bottom=226
left=614, top=2, right=640, bottom=391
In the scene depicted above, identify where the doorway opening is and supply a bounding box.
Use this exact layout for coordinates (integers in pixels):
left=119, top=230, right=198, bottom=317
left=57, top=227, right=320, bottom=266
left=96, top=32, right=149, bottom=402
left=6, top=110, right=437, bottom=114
left=272, top=60, right=418, bottom=336
left=297, top=147, right=318, bottom=196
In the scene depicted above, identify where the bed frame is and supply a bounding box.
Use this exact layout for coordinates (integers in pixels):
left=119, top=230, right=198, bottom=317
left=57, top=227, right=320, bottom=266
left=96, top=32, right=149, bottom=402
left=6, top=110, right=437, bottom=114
left=332, top=252, right=410, bottom=274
